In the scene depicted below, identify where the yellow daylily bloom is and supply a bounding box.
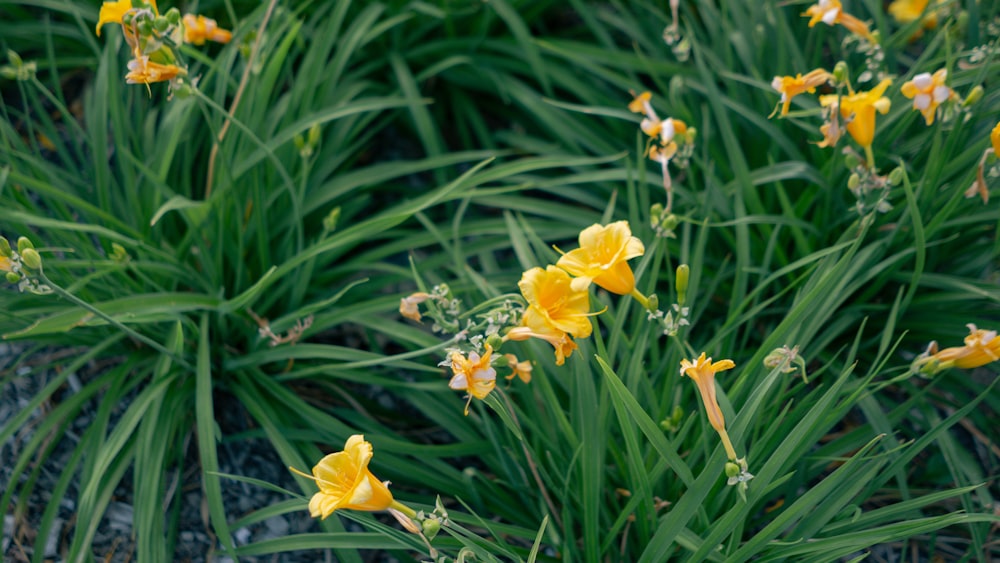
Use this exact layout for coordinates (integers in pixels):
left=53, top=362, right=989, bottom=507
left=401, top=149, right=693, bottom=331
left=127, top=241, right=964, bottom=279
left=888, top=0, right=939, bottom=29
left=183, top=14, right=233, bottom=45
left=95, top=0, right=133, bottom=36
left=290, top=435, right=394, bottom=520
left=506, top=265, right=592, bottom=365
left=448, top=344, right=497, bottom=413
left=803, top=0, right=874, bottom=42
left=992, top=121, right=1000, bottom=158
left=819, top=78, right=892, bottom=149
left=680, top=353, right=739, bottom=461
left=556, top=221, right=645, bottom=295
left=771, top=69, right=832, bottom=117
left=901, top=70, right=954, bottom=125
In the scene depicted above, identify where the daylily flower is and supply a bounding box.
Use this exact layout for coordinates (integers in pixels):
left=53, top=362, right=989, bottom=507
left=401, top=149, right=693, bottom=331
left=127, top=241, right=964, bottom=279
left=183, top=14, right=233, bottom=45
left=803, top=0, right=875, bottom=42
left=901, top=70, right=954, bottom=125
left=556, top=221, right=646, bottom=296
left=399, top=291, right=432, bottom=322
left=819, top=78, right=892, bottom=149
left=992, top=121, right=1000, bottom=158
left=503, top=353, right=533, bottom=383
left=679, top=353, right=735, bottom=436
left=913, top=324, right=1000, bottom=375
left=771, top=69, right=832, bottom=117
left=505, top=265, right=592, bottom=365
left=125, top=51, right=185, bottom=85
left=289, top=435, right=394, bottom=520
left=448, top=344, right=497, bottom=413
left=95, top=0, right=135, bottom=36
left=888, top=0, right=940, bottom=30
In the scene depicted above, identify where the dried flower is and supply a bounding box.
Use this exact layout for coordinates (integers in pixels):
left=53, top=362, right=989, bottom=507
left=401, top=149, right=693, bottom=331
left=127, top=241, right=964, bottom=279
left=771, top=69, right=832, bottom=117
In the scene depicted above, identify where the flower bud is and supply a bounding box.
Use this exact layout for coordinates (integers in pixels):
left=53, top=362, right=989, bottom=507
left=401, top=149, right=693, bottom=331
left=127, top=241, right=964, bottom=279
left=725, top=461, right=741, bottom=479
left=153, top=15, right=169, bottom=32
left=123, top=12, right=134, bottom=25
left=137, top=19, right=153, bottom=36
left=847, top=173, right=860, bottom=191
left=887, top=167, right=905, bottom=186
left=5, top=271, right=20, bottom=284
left=844, top=153, right=863, bottom=169
left=17, top=236, right=34, bottom=254
left=832, top=61, right=849, bottom=84
left=20, top=247, right=41, bottom=269
left=7, top=49, right=22, bottom=67
left=0, top=236, right=11, bottom=257
left=675, top=264, right=689, bottom=305
left=486, top=333, right=504, bottom=352
left=963, top=85, right=984, bottom=107
left=420, top=517, right=441, bottom=540
left=661, top=213, right=679, bottom=232
left=323, top=206, right=341, bottom=232
left=308, top=123, right=322, bottom=147
left=166, top=7, right=181, bottom=25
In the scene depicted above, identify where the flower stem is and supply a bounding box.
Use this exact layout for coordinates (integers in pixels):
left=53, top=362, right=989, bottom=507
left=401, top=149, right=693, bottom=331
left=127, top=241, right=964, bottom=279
left=717, top=427, right=739, bottom=461
left=629, top=288, right=651, bottom=310
left=864, top=145, right=875, bottom=170
left=390, top=500, right=417, bottom=519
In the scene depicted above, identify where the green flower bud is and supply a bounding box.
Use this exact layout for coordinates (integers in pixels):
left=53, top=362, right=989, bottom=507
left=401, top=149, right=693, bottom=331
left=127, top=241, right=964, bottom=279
left=7, top=49, right=22, bottom=67
left=323, top=206, right=341, bottom=232
left=137, top=19, right=153, bottom=36
left=0, top=236, right=11, bottom=257
left=675, top=264, right=689, bottom=305
left=420, top=517, right=441, bottom=540
left=685, top=127, right=697, bottom=143
left=166, top=7, right=181, bottom=25
left=832, top=61, right=849, bottom=84
left=293, top=133, right=306, bottom=151
left=153, top=15, right=169, bottom=32
left=20, top=247, right=41, bottom=270
left=6, top=271, right=21, bottom=284
left=646, top=293, right=659, bottom=311
left=887, top=167, right=905, bottom=186
left=17, top=236, right=34, bottom=254
left=661, top=213, right=679, bottom=232
left=725, top=461, right=741, bottom=479
left=307, top=123, right=322, bottom=147
left=844, top=153, right=863, bottom=169
left=172, top=81, right=195, bottom=99
left=963, top=85, right=984, bottom=107
left=485, top=333, right=504, bottom=352
left=122, top=12, right=134, bottom=25
left=847, top=173, right=860, bottom=191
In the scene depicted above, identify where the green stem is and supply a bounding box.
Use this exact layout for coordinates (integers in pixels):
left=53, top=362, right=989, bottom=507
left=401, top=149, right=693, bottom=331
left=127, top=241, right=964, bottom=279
left=390, top=500, right=417, bottom=519
left=39, top=270, right=194, bottom=370
left=864, top=145, right=875, bottom=170
left=629, top=287, right=651, bottom=310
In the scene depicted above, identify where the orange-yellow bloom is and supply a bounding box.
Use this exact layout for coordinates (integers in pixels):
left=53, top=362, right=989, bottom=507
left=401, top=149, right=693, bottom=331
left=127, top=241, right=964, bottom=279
left=803, top=0, right=874, bottom=42
left=399, top=292, right=432, bottom=322
left=628, top=91, right=652, bottom=114
left=448, top=344, right=497, bottom=413
left=506, top=265, right=593, bottom=365
left=95, top=0, right=133, bottom=36
left=183, top=14, right=233, bottom=45
left=992, top=121, right=1000, bottom=158
left=888, top=0, right=940, bottom=29
left=679, top=353, right=736, bottom=435
left=923, top=324, right=1000, bottom=370
left=291, top=435, right=394, bottom=520
left=901, top=70, right=954, bottom=125
left=819, top=79, right=892, bottom=149
left=771, top=69, right=832, bottom=117
left=125, top=51, right=185, bottom=85
left=556, top=221, right=645, bottom=295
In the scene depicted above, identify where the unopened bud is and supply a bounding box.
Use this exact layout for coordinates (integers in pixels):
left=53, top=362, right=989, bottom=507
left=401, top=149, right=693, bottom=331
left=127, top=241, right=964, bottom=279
left=323, top=206, right=341, bottom=232
left=847, top=173, right=860, bottom=191
left=646, top=293, right=659, bottom=311
left=0, top=236, right=11, bottom=257
left=963, top=85, right=984, bottom=107
left=20, top=247, right=41, bottom=269
left=166, top=8, right=181, bottom=25
left=844, top=153, right=863, bottom=169
left=887, top=167, right=905, bottom=186
left=137, top=19, right=153, bottom=36
left=172, top=81, right=195, bottom=99
left=421, top=517, right=441, bottom=540
left=661, top=213, right=679, bottom=232
left=675, top=264, right=689, bottom=305
left=684, top=127, right=697, bottom=143
left=122, top=12, right=134, bottom=25
left=7, top=50, right=22, bottom=67
left=724, top=461, right=741, bottom=479
left=307, top=123, right=322, bottom=146
left=486, top=334, right=504, bottom=351
left=832, top=61, right=849, bottom=84
left=153, top=15, right=169, bottom=32
left=17, top=236, right=34, bottom=254
left=5, top=271, right=20, bottom=284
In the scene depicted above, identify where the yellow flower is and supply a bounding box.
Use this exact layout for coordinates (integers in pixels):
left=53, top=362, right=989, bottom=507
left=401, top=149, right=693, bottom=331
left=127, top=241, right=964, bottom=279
left=628, top=91, right=652, bottom=114
left=819, top=79, right=892, bottom=149
left=679, top=353, right=736, bottom=435
left=183, top=14, right=233, bottom=45
left=95, top=0, right=133, bottom=36
left=503, top=353, right=533, bottom=383
left=506, top=265, right=593, bottom=365
left=992, top=121, right=1000, bottom=158
left=448, top=344, right=497, bottom=413
left=399, top=292, right=432, bottom=322
left=0, top=255, right=11, bottom=273
left=556, top=221, right=645, bottom=295
left=125, top=51, right=185, bottom=85
left=803, top=0, right=874, bottom=42
left=771, top=69, right=832, bottom=117
left=291, top=435, right=394, bottom=520
left=901, top=70, right=954, bottom=125
left=888, top=0, right=939, bottom=29
left=927, top=324, right=1000, bottom=370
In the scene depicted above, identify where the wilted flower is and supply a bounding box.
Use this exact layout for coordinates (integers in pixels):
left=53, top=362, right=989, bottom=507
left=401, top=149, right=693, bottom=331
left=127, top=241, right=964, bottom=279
left=503, top=353, right=533, bottom=383
left=803, top=0, right=875, bottom=42
left=399, top=291, right=432, bottom=322
left=771, top=69, right=832, bottom=117
left=556, top=221, right=646, bottom=296
left=448, top=344, right=497, bottom=413
left=289, top=434, right=394, bottom=520
left=125, top=51, right=185, bottom=85
left=819, top=79, right=892, bottom=150
left=901, top=70, right=954, bottom=125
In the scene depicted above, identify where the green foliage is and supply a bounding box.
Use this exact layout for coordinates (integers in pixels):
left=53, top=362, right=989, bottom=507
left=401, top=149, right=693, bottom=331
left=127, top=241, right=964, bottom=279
left=1, top=0, right=999, bottom=561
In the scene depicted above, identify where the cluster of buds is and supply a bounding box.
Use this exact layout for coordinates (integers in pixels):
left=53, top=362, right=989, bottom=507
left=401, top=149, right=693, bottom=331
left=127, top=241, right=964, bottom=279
left=95, top=0, right=232, bottom=95
left=0, top=49, right=36, bottom=82
left=844, top=154, right=904, bottom=215
left=647, top=264, right=690, bottom=336
left=763, top=345, right=809, bottom=384
left=1, top=236, right=50, bottom=294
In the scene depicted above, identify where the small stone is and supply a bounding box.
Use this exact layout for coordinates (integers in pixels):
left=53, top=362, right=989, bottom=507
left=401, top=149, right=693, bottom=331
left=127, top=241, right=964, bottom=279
left=43, top=517, right=64, bottom=557
left=105, top=502, right=133, bottom=532
left=233, top=527, right=251, bottom=545
left=2, top=515, right=14, bottom=552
